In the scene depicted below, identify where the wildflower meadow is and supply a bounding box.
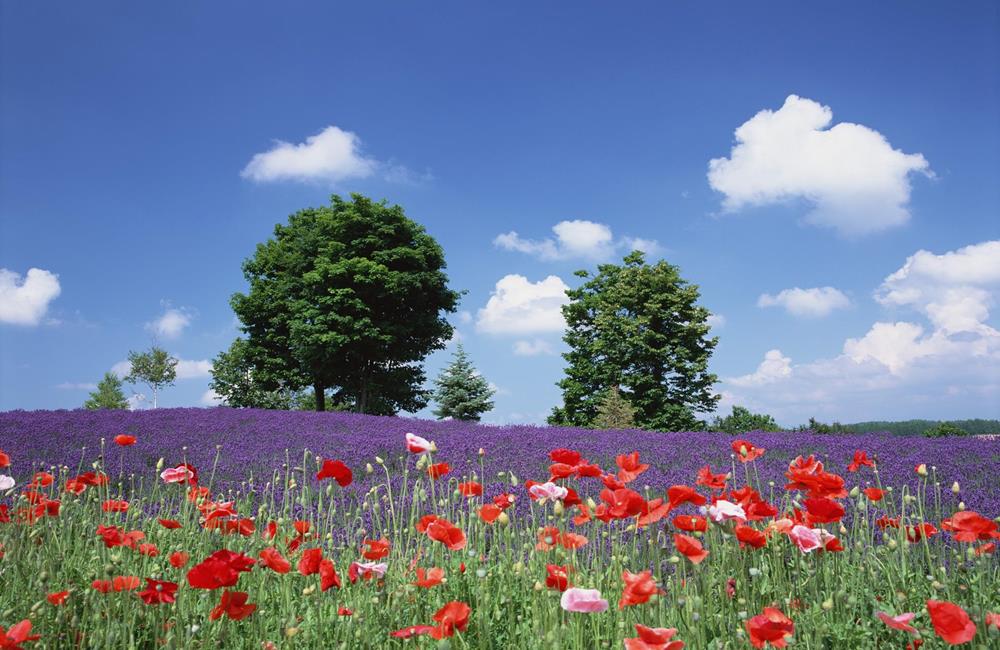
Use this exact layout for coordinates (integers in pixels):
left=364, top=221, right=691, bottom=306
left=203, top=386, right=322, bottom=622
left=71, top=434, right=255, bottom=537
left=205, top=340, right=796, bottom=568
left=0, top=409, right=998, bottom=648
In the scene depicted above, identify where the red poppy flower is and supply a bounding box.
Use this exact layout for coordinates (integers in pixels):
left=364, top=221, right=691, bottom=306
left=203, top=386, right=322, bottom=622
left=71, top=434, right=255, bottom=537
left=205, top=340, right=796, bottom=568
left=169, top=551, right=189, bottom=568
left=976, top=542, right=996, bottom=556
left=906, top=522, right=938, bottom=543
left=319, top=559, right=341, bottom=591
left=803, top=497, right=845, bottom=524
left=415, top=514, right=440, bottom=533
left=338, top=606, right=353, bottom=616
left=458, top=481, right=483, bottom=497
left=746, top=608, right=794, bottom=648
left=549, top=448, right=582, bottom=465
left=736, top=525, right=768, bottom=549
left=926, top=600, right=976, bottom=645
left=315, top=459, right=352, bottom=487
left=940, top=510, right=999, bottom=542
left=30, top=472, right=54, bottom=488
left=157, top=518, right=181, bottom=530
left=187, top=550, right=256, bottom=589
left=877, top=611, right=917, bottom=635
left=493, top=493, right=516, bottom=510
left=624, top=624, right=684, bottom=650
left=598, top=488, right=646, bottom=520
left=114, top=435, right=136, bottom=446
left=427, top=463, right=450, bottom=480
left=0, top=620, right=40, bottom=647
left=138, top=543, right=159, bottom=557
left=0, top=450, right=8, bottom=468
left=637, top=499, right=671, bottom=528
left=431, top=601, right=471, bottom=639
left=297, top=548, right=323, bottom=576
left=863, top=488, right=884, bottom=502
left=545, top=564, right=572, bottom=592
left=666, top=485, right=707, bottom=511
left=672, top=514, right=708, bottom=532
left=732, top=440, right=765, bottom=462
left=674, top=533, right=709, bottom=564
left=785, top=457, right=847, bottom=499
left=877, top=515, right=900, bottom=529
left=209, top=590, right=257, bottom=621
left=92, top=576, right=141, bottom=593
left=391, top=626, right=436, bottom=639
left=47, top=591, right=69, bottom=606
left=102, top=499, right=129, bottom=513
left=478, top=504, right=502, bottom=523
left=258, top=547, right=290, bottom=574
left=425, top=518, right=467, bottom=551
left=847, top=450, right=875, bottom=472
left=619, top=570, right=660, bottom=608
left=696, top=465, right=728, bottom=491
left=362, top=538, right=391, bottom=560
left=986, top=613, right=1000, bottom=630
left=616, top=452, right=649, bottom=484
left=413, top=567, right=445, bottom=588
left=138, top=579, right=178, bottom=605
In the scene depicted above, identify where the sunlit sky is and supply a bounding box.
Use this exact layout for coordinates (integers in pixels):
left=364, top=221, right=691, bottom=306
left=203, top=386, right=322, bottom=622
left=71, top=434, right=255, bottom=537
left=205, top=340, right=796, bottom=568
left=2, top=2, right=998, bottom=426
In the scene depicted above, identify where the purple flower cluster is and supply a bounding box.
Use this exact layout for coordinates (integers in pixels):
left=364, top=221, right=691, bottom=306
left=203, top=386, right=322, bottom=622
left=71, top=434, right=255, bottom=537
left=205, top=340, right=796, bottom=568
left=1, top=408, right=998, bottom=517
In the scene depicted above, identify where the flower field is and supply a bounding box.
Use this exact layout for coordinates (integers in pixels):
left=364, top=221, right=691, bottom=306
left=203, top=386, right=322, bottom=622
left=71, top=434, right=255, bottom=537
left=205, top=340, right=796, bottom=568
left=0, top=408, right=998, bottom=648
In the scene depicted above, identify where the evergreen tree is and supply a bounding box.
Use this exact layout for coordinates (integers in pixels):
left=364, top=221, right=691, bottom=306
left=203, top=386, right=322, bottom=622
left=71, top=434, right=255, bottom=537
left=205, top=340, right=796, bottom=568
left=592, top=386, right=637, bottom=429
left=83, top=372, right=130, bottom=410
left=432, top=344, right=495, bottom=421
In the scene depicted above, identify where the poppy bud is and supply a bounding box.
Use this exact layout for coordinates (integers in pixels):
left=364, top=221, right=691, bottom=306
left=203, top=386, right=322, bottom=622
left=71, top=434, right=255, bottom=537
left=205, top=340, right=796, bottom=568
left=497, top=512, right=510, bottom=526
left=915, top=464, right=928, bottom=476
left=958, top=501, right=966, bottom=510
left=429, top=441, right=438, bottom=453
left=478, top=448, right=485, bottom=456
left=284, top=628, right=299, bottom=638
left=951, top=481, right=960, bottom=494
left=510, top=473, right=519, bottom=486
left=365, top=463, right=374, bottom=474
left=155, top=458, right=164, bottom=471
left=822, top=598, right=834, bottom=610
left=553, top=501, right=564, bottom=516
left=849, top=486, right=860, bottom=497
left=888, top=539, right=898, bottom=550
left=586, top=497, right=597, bottom=510
left=375, top=456, right=384, bottom=465
left=533, top=581, right=544, bottom=591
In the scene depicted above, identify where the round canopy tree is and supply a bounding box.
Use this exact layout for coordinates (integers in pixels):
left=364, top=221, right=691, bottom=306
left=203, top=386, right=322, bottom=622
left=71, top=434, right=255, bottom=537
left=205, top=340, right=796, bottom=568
left=548, top=251, right=719, bottom=431
left=231, top=194, right=460, bottom=413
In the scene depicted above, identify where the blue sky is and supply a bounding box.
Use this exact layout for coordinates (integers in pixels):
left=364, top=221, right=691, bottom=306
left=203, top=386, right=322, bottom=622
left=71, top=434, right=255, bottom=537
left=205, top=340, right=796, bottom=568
left=1, top=1, right=998, bottom=426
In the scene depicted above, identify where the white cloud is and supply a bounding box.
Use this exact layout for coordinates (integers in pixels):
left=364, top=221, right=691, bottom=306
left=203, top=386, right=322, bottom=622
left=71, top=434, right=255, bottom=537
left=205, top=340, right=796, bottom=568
left=0, top=268, right=61, bottom=326
left=56, top=382, right=98, bottom=391
left=494, top=220, right=659, bottom=261
left=476, top=274, right=570, bottom=335
left=757, top=286, right=850, bottom=318
left=512, top=338, right=556, bottom=356
left=728, top=349, right=793, bottom=387
left=875, top=240, right=1000, bottom=333
left=708, top=95, right=931, bottom=235
left=241, top=125, right=378, bottom=184
left=111, top=357, right=212, bottom=380
left=706, top=314, right=726, bottom=329
left=145, top=306, right=192, bottom=340
left=720, top=240, right=1000, bottom=423
left=488, top=382, right=511, bottom=397
left=200, top=389, right=224, bottom=406
left=457, top=311, right=473, bottom=325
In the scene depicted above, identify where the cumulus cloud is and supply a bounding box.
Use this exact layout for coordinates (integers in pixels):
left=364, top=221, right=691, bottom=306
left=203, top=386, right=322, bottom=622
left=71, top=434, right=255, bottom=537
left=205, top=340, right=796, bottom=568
left=708, top=95, right=931, bottom=235
left=476, top=275, right=570, bottom=335
left=145, top=306, right=192, bottom=340
left=512, top=339, right=556, bottom=356
left=241, top=125, right=382, bottom=184
left=706, top=314, right=726, bottom=329
left=0, top=268, right=61, bottom=326
left=200, top=389, right=224, bottom=406
left=757, top=287, right=851, bottom=318
left=494, top=220, right=660, bottom=261
left=720, top=239, right=1000, bottom=423
left=56, top=382, right=98, bottom=391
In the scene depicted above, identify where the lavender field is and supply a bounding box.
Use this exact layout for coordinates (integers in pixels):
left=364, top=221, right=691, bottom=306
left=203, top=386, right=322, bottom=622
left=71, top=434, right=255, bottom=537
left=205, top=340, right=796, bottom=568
left=2, top=407, right=998, bottom=516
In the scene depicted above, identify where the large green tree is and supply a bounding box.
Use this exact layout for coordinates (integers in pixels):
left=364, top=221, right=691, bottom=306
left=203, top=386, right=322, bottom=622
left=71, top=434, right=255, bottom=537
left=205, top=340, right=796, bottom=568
left=548, top=251, right=719, bottom=431
left=124, top=346, right=178, bottom=408
left=711, top=405, right=780, bottom=434
left=83, top=372, right=130, bottom=410
left=432, top=343, right=495, bottom=421
left=231, top=194, right=460, bottom=413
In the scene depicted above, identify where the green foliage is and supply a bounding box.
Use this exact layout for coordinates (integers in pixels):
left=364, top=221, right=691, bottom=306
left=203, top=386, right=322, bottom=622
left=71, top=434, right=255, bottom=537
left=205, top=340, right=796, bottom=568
left=796, top=417, right=856, bottom=434
left=843, top=419, right=999, bottom=436
left=591, top=386, right=637, bottom=430
left=209, top=338, right=296, bottom=409
left=82, top=372, right=129, bottom=410
left=432, top=344, right=495, bottom=421
left=922, top=421, right=969, bottom=438
left=549, top=251, right=719, bottom=432
left=231, top=194, right=460, bottom=413
left=710, top=405, right=781, bottom=434
left=124, top=346, right=177, bottom=408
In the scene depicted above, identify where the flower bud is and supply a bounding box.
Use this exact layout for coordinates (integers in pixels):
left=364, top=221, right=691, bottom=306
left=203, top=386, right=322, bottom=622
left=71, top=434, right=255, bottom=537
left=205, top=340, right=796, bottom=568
left=553, top=501, right=565, bottom=516
left=365, top=463, right=374, bottom=474
left=375, top=456, right=384, bottom=465
left=849, top=486, right=860, bottom=498
left=951, top=481, right=960, bottom=494
left=478, top=448, right=486, bottom=456
left=915, top=464, right=928, bottom=476
left=497, top=512, right=510, bottom=526
left=958, top=501, right=966, bottom=511
left=155, top=458, right=164, bottom=471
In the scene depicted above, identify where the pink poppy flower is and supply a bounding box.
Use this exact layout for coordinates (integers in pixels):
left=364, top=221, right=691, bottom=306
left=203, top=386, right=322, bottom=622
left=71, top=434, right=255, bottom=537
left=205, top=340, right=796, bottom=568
left=877, top=612, right=917, bottom=635
left=529, top=482, right=569, bottom=502
left=160, top=466, right=195, bottom=484
left=788, top=525, right=823, bottom=553
left=705, top=500, right=747, bottom=524
left=405, top=433, right=434, bottom=454
left=560, top=587, right=609, bottom=613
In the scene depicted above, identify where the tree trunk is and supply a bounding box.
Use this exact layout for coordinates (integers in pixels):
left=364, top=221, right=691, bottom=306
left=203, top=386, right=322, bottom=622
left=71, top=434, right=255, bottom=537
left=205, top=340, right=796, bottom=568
left=314, top=382, right=326, bottom=412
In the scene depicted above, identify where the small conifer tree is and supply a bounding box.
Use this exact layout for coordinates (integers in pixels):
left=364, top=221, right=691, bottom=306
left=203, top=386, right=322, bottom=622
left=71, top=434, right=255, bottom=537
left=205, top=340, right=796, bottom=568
left=83, top=372, right=130, bottom=410
left=432, top=344, right=495, bottom=421
left=592, top=386, right=637, bottom=429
